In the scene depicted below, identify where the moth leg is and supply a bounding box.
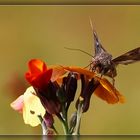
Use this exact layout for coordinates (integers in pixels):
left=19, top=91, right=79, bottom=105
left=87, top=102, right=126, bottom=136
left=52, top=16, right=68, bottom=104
left=112, top=76, right=115, bottom=87
left=88, top=61, right=95, bottom=71
left=110, top=72, right=120, bottom=102
left=99, top=70, right=104, bottom=80
left=83, top=61, right=93, bottom=71
left=106, top=69, right=115, bottom=86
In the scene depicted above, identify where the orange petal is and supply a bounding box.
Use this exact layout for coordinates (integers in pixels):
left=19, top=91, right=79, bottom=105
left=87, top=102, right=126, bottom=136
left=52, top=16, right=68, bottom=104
left=49, top=65, right=67, bottom=82
left=56, top=77, right=64, bottom=85
left=25, top=68, right=53, bottom=88
left=63, top=66, right=96, bottom=78
left=28, top=59, right=47, bottom=74
left=94, top=78, right=125, bottom=104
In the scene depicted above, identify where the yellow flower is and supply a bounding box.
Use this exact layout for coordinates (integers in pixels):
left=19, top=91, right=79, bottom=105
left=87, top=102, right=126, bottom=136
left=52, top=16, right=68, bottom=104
left=11, top=86, right=45, bottom=127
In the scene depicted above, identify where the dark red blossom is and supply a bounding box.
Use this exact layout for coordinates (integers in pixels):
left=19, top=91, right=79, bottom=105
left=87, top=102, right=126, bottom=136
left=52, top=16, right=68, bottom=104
left=36, top=81, right=61, bottom=114
left=61, top=72, right=78, bottom=103
left=44, top=113, right=54, bottom=128
left=76, top=74, right=99, bottom=112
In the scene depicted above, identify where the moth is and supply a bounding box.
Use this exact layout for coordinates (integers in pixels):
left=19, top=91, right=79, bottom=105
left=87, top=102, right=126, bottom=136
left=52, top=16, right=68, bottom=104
left=65, top=26, right=140, bottom=83
left=90, top=30, right=140, bottom=80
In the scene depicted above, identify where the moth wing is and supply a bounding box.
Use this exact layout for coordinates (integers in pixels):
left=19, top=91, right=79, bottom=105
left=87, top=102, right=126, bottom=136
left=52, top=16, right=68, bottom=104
left=93, top=30, right=108, bottom=56
left=113, top=47, right=140, bottom=65
left=89, top=19, right=107, bottom=56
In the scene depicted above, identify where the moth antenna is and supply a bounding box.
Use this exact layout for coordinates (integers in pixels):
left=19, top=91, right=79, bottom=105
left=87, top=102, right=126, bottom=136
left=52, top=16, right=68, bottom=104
left=89, top=17, right=98, bottom=39
left=84, top=61, right=93, bottom=69
left=89, top=16, right=94, bottom=32
left=64, top=47, right=95, bottom=59
left=89, top=17, right=107, bottom=53
left=89, top=17, right=100, bottom=55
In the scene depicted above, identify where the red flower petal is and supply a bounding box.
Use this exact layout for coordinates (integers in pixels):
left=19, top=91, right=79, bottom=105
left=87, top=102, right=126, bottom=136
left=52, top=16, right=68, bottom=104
left=25, top=59, right=52, bottom=88
left=28, top=59, right=47, bottom=74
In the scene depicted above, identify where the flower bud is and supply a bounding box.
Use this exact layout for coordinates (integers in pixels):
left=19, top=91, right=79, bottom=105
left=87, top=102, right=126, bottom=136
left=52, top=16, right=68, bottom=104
left=63, top=72, right=78, bottom=103
left=36, top=81, right=61, bottom=115
left=76, top=74, right=99, bottom=112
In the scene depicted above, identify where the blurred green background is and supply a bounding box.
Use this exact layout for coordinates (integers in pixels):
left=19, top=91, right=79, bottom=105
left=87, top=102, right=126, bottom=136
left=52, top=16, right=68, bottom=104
left=0, top=5, right=140, bottom=136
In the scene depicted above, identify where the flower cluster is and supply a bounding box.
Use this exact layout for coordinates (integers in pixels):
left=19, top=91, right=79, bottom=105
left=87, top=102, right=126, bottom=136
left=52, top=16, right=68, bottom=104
left=10, top=59, right=125, bottom=135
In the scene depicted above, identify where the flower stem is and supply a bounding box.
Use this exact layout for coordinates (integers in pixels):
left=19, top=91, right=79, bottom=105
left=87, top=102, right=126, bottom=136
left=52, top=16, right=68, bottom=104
left=62, top=104, right=70, bottom=134
left=73, top=97, right=83, bottom=135
left=38, top=115, right=47, bottom=135
left=61, top=119, right=69, bottom=135
left=57, top=114, right=68, bottom=134
left=56, top=104, right=70, bottom=135
left=52, top=125, right=58, bottom=134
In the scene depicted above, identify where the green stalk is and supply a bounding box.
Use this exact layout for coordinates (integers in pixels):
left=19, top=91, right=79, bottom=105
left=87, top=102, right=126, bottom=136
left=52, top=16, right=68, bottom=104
left=38, top=115, right=47, bottom=135
left=52, top=125, right=58, bottom=134
left=56, top=101, right=70, bottom=135
left=61, top=103, right=70, bottom=134
left=73, top=98, right=83, bottom=135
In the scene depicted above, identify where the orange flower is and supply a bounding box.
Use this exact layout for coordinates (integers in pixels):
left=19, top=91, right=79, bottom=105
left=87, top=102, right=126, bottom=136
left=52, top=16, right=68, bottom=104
left=25, top=59, right=66, bottom=89
left=25, top=59, right=53, bottom=89
left=25, top=59, right=66, bottom=115
left=63, top=66, right=125, bottom=105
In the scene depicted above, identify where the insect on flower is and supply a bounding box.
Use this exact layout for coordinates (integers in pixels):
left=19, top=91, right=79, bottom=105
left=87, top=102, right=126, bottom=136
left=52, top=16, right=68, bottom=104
left=65, top=20, right=140, bottom=84
left=63, top=66, right=125, bottom=106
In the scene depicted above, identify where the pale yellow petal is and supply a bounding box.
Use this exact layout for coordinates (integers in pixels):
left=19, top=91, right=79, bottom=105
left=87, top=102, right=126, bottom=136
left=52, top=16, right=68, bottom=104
left=23, top=86, right=46, bottom=127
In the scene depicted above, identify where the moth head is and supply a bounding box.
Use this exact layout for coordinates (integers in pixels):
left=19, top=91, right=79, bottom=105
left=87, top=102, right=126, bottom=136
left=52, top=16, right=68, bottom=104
left=91, top=60, right=103, bottom=74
